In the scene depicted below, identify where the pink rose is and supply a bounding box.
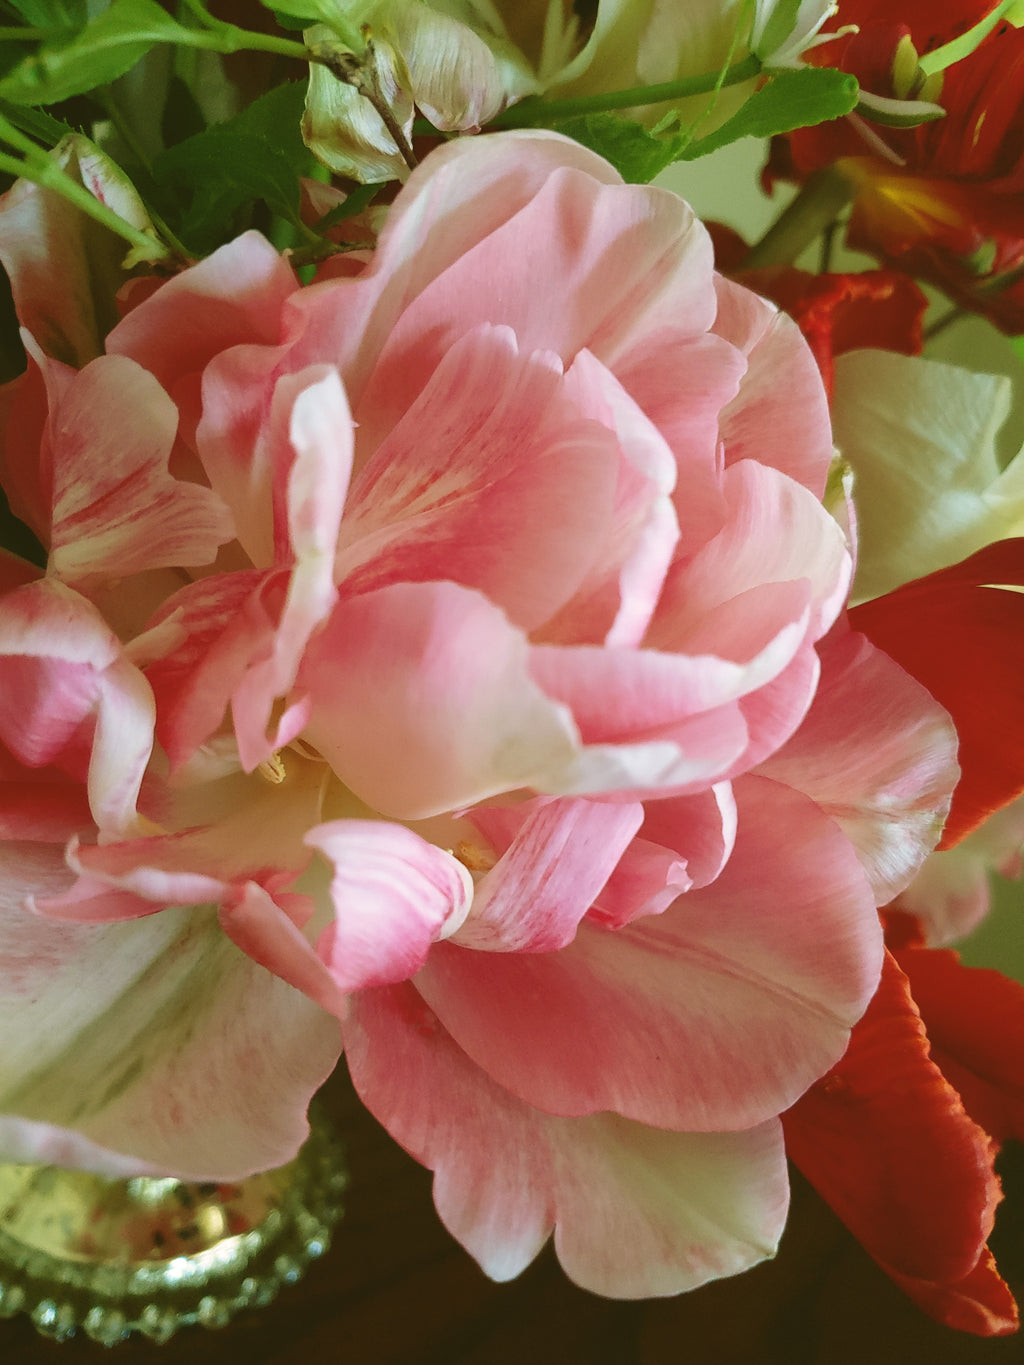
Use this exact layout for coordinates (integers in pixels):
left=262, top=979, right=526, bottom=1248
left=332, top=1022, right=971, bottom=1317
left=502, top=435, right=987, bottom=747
left=0, top=131, right=956, bottom=1295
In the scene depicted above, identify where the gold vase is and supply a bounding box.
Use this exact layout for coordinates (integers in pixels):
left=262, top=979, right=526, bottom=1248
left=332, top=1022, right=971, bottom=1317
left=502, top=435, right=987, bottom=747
left=0, top=1112, right=345, bottom=1346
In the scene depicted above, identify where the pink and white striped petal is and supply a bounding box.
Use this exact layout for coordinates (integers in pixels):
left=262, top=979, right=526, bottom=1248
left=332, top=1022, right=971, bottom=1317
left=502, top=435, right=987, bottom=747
left=454, top=797, right=643, bottom=952
left=43, top=352, right=233, bottom=588
left=345, top=982, right=789, bottom=1297
left=0, top=845, right=340, bottom=1179
left=231, top=367, right=351, bottom=769
left=306, top=820, right=473, bottom=992
left=414, top=776, right=882, bottom=1132
left=299, top=580, right=580, bottom=820
left=335, top=325, right=619, bottom=632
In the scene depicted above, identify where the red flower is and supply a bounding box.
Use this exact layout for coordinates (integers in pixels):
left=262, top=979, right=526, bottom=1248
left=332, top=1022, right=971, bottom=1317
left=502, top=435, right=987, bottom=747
left=767, top=2, right=1024, bottom=330
left=707, top=221, right=927, bottom=395
left=783, top=946, right=1020, bottom=1336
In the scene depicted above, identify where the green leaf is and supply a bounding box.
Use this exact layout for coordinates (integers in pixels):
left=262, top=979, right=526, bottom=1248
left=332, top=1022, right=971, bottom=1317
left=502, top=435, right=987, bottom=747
left=0, top=93, right=72, bottom=144
left=150, top=80, right=315, bottom=254
left=0, top=0, right=188, bottom=106
left=259, top=0, right=364, bottom=49
left=677, top=66, right=858, bottom=161
left=553, top=111, right=685, bottom=184
left=2, top=0, right=85, bottom=27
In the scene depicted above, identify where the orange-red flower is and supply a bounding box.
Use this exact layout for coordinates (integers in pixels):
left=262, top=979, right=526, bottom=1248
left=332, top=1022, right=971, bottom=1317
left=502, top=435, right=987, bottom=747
left=767, top=2, right=1024, bottom=330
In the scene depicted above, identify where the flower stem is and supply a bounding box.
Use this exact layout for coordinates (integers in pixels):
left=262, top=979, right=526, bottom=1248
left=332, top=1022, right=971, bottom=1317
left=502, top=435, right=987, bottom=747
left=489, top=53, right=762, bottom=129
left=742, top=166, right=855, bottom=269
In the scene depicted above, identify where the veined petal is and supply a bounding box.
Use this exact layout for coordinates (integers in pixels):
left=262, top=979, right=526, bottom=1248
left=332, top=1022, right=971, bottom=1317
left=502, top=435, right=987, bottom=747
left=758, top=625, right=958, bottom=902
left=0, top=846, right=340, bottom=1179
left=345, top=981, right=790, bottom=1297
left=43, top=352, right=233, bottom=588
left=299, top=580, right=579, bottom=820
left=306, top=819, right=473, bottom=992
left=415, top=775, right=881, bottom=1132
left=335, top=325, right=619, bottom=632
left=455, top=796, right=643, bottom=951
left=232, top=367, right=352, bottom=770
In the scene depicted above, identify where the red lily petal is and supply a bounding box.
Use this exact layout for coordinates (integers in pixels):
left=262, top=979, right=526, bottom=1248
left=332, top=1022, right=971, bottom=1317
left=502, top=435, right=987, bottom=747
left=885, top=1246, right=1019, bottom=1337
left=783, top=953, right=1004, bottom=1297
left=850, top=539, right=1024, bottom=848
left=896, top=945, right=1024, bottom=1147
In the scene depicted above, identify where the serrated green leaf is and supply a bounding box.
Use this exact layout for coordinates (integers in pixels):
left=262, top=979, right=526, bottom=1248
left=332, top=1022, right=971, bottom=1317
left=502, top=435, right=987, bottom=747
left=0, top=0, right=188, bottom=106
left=553, top=112, right=684, bottom=184
left=0, top=95, right=73, bottom=146
left=677, top=66, right=858, bottom=161
left=151, top=80, right=315, bottom=254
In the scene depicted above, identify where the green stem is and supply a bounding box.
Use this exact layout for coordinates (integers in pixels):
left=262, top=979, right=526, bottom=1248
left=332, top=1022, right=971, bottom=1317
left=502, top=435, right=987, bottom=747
left=489, top=53, right=762, bottom=129
left=0, top=26, right=49, bottom=41
left=742, top=166, right=855, bottom=269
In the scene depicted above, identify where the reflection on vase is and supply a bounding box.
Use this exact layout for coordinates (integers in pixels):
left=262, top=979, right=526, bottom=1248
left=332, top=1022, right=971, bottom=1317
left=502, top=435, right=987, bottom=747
left=0, top=1110, right=345, bottom=1345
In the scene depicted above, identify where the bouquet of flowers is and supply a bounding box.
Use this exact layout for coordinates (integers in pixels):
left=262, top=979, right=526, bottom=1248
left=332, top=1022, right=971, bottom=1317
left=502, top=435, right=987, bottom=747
left=0, top=0, right=1022, bottom=1343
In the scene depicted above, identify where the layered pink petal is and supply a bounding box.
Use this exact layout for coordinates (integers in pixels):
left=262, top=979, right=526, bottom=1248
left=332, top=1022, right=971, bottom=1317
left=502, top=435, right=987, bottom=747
left=345, top=981, right=789, bottom=1297
left=455, top=797, right=643, bottom=951
left=306, top=820, right=473, bottom=992
left=145, top=569, right=268, bottom=770
left=414, top=776, right=881, bottom=1131
left=610, top=331, right=741, bottom=550
left=108, top=230, right=299, bottom=446
left=713, top=277, right=833, bottom=497
left=657, top=460, right=850, bottom=647
left=759, top=626, right=958, bottom=903
left=0, top=845, right=340, bottom=1179
left=219, top=880, right=345, bottom=1017
left=349, top=159, right=717, bottom=448
left=41, top=351, right=232, bottom=588
left=231, top=367, right=351, bottom=768
left=0, top=580, right=153, bottom=836
left=541, top=348, right=679, bottom=647
left=287, top=130, right=628, bottom=408
left=299, top=580, right=579, bottom=820
left=336, top=325, right=619, bottom=631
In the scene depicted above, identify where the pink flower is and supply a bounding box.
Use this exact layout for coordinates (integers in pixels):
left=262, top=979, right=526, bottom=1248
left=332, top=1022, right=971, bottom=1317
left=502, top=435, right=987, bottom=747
left=0, top=131, right=956, bottom=1296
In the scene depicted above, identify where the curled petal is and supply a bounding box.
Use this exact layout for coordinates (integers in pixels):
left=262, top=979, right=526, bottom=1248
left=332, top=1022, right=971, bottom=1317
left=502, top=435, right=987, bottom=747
left=306, top=820, right=474, bottom=992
